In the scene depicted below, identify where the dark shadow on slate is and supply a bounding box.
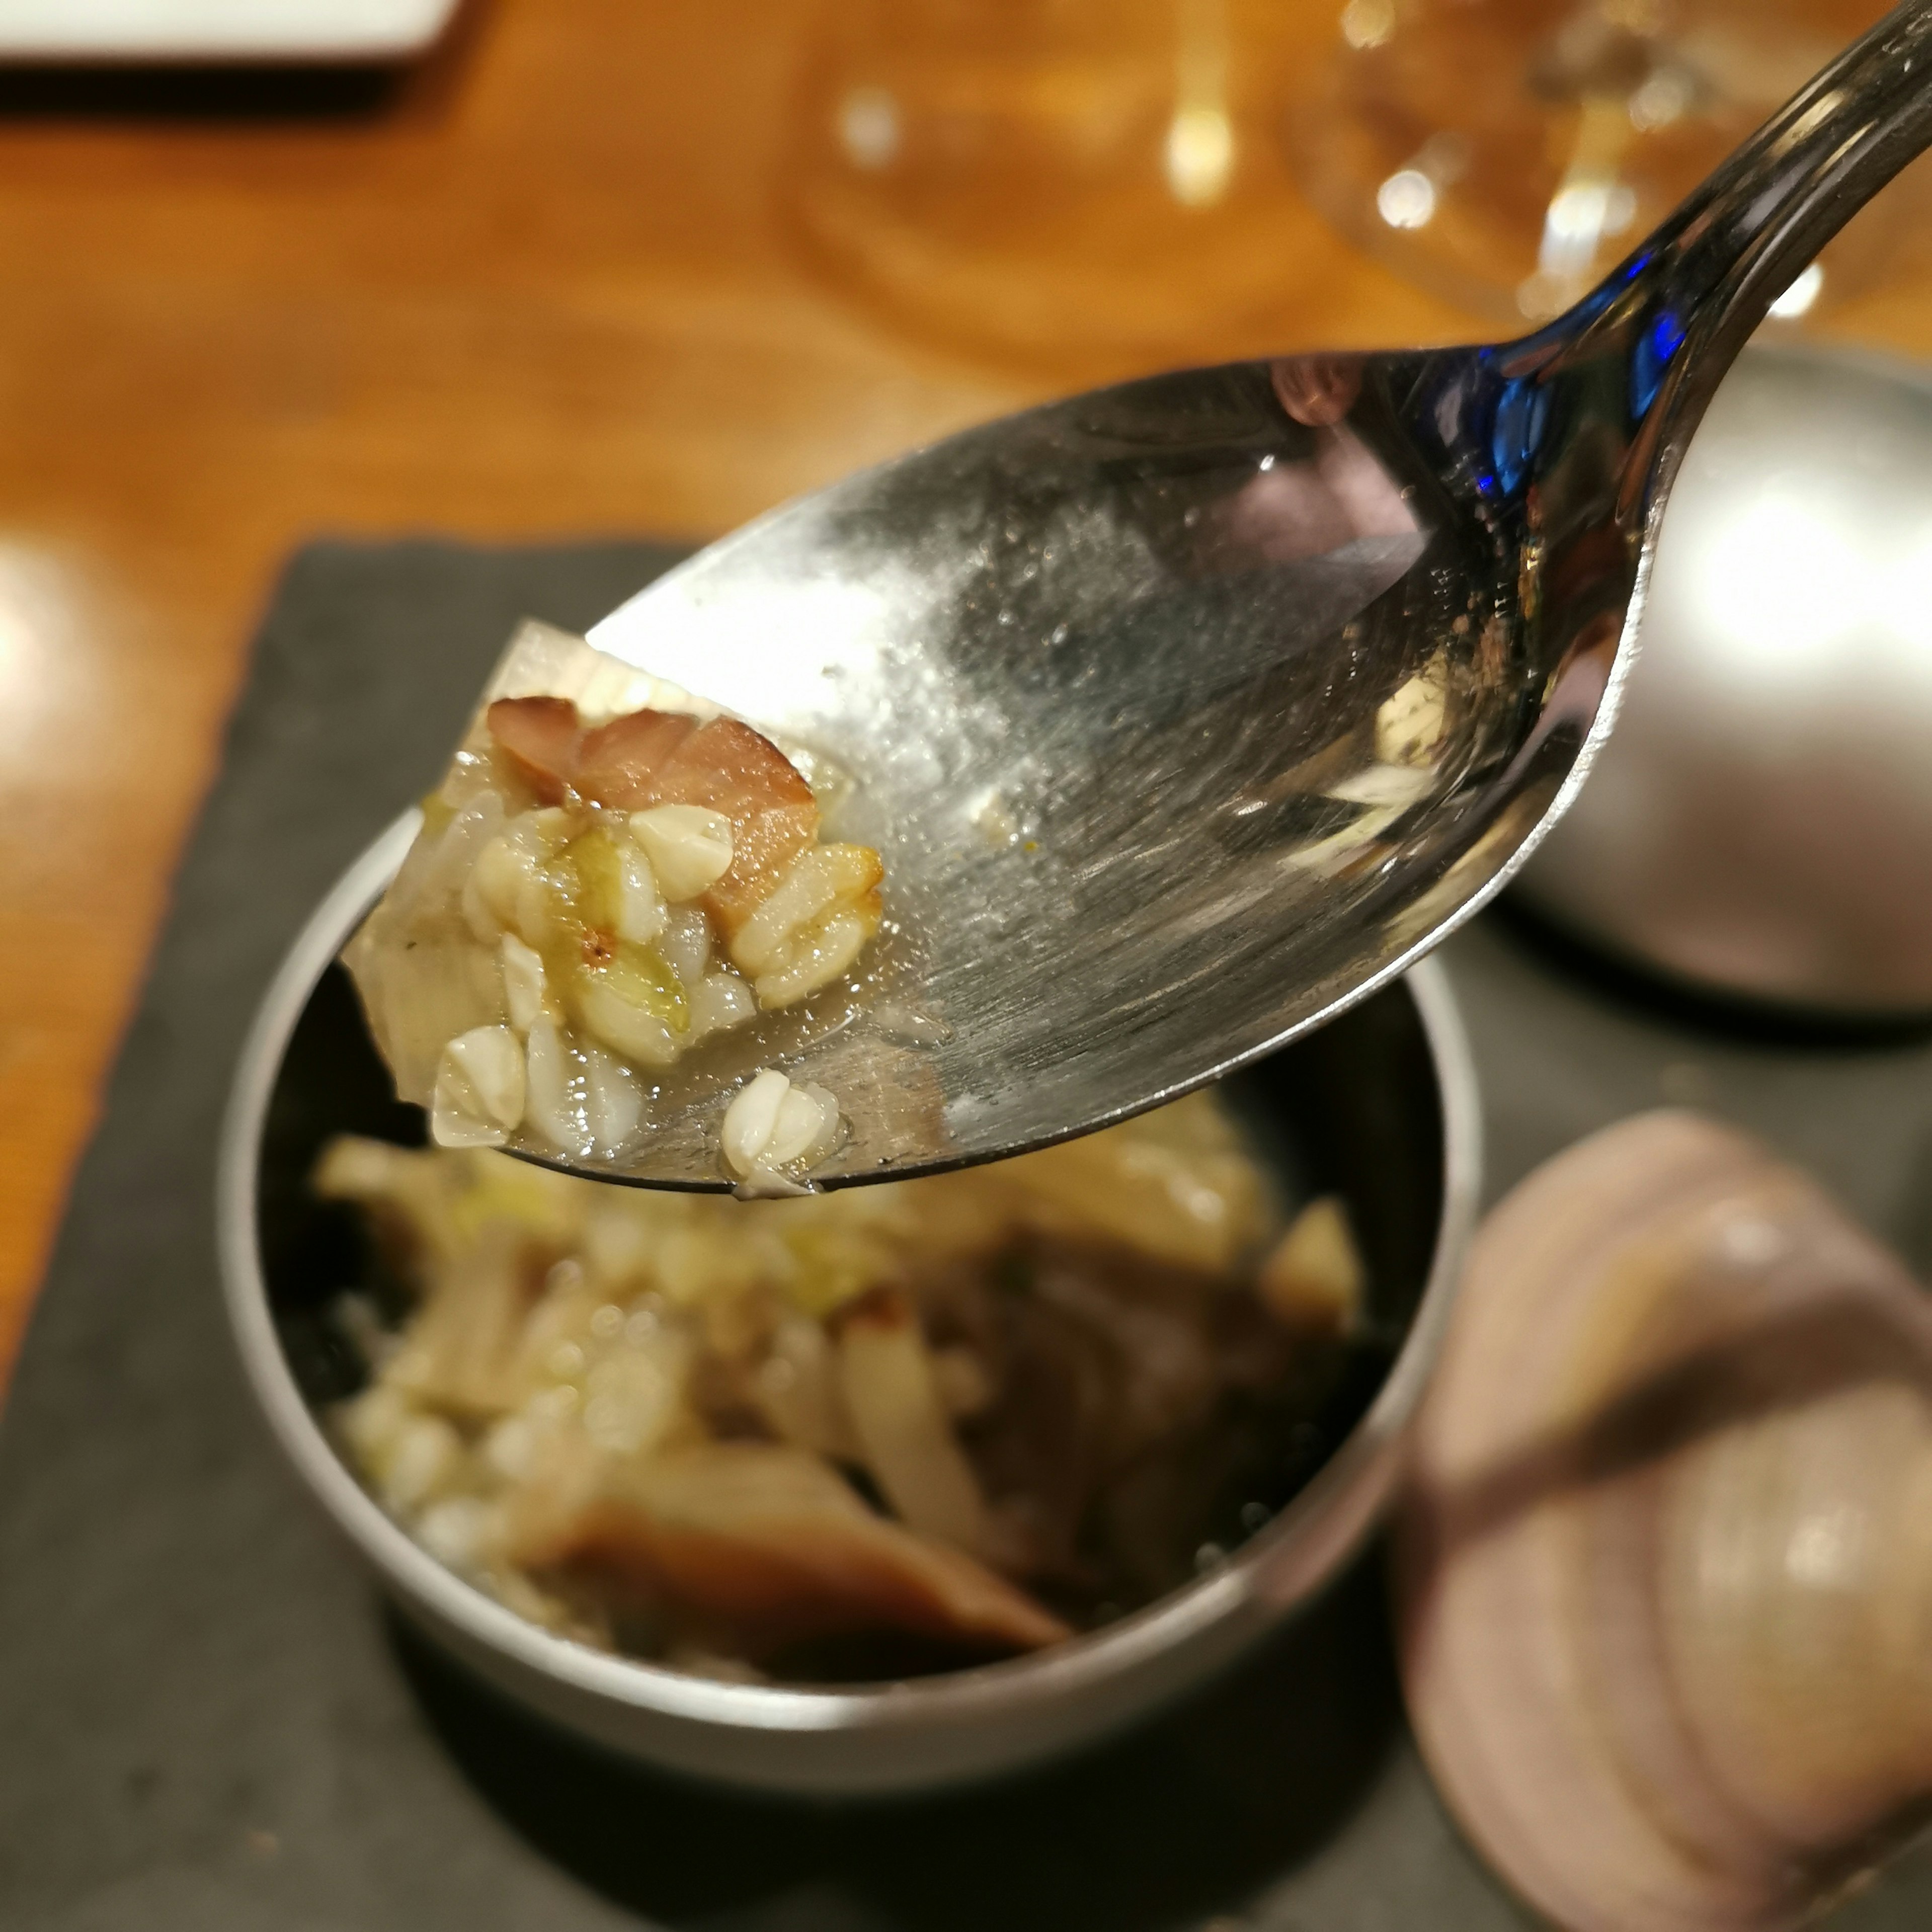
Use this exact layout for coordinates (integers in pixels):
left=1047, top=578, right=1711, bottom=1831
left=1492, top=890, right=1932, bottom=1053
left=0, top=61, right=403, bottom=119
left=393, top=1551, right=1402, bottom=1932
left=0, top=0, right=494, bottom=122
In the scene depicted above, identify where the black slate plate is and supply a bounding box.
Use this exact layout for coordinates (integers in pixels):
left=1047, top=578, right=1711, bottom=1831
left=4, top=539, right=1932, bottom=1929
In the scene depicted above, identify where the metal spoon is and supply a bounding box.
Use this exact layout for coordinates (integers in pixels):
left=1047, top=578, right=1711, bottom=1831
left=532, top=0, right=1932, bottom=1190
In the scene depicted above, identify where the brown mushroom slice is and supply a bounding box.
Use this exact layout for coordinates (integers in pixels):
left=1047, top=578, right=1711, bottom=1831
left=505, top=1442, right=1070, bottom=1658
left=574, top=706, right=701, bottom=801
left=486, top=695, right=584, bottom=805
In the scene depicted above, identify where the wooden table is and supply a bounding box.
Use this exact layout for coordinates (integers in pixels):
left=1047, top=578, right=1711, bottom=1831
left=0, top=0, right=1923, bottom=1383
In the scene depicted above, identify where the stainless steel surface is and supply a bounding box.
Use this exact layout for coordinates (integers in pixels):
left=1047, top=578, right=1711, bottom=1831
left=220, top=819, right=1482, bottom=1795
left=523, top=0, right=1932, bottom=1189
left=1520, top=345, right=1932, bottom=1013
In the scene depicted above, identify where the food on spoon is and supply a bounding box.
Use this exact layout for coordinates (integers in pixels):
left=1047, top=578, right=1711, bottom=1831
left=719, top=1068, right=842, bottom=1194
left=314, top=1090, right=1377, bottom=1681
left=343, top=621, right=883, bottom=1173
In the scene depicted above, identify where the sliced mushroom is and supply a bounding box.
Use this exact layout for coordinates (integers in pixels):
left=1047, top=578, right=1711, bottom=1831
left=504, top=1441, right=1070, bottom=1659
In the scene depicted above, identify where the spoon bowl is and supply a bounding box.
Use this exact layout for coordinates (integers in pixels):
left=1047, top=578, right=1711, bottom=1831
left=565, top=355, right=1524, bottom=1188
left=512, top=2, right=1932, bottom=1188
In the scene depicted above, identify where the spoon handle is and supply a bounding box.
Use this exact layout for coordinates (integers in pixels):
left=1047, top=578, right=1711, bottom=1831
left=1580, top=0, right=1932, bottom=499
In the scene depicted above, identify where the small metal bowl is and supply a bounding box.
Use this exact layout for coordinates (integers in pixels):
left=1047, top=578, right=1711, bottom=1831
left=218, top=815, right=1481, bottom=1796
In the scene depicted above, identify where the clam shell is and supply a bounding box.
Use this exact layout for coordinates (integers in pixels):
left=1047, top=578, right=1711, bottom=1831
left=1398, top=1109, right=1932, bottom=1932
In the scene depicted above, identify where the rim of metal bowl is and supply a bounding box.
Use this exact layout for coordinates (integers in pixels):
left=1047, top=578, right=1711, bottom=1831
left=218, top=811, right=1482, bottom=1740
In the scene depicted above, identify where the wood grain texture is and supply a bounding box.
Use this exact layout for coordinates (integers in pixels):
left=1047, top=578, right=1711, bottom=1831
left=0, top=0, right=1923, bottom=1384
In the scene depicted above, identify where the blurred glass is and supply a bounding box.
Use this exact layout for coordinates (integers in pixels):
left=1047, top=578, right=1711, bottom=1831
left=776, top=0, right=1312, bottom=375
left=1283, top=0, right=1915, bottom=328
